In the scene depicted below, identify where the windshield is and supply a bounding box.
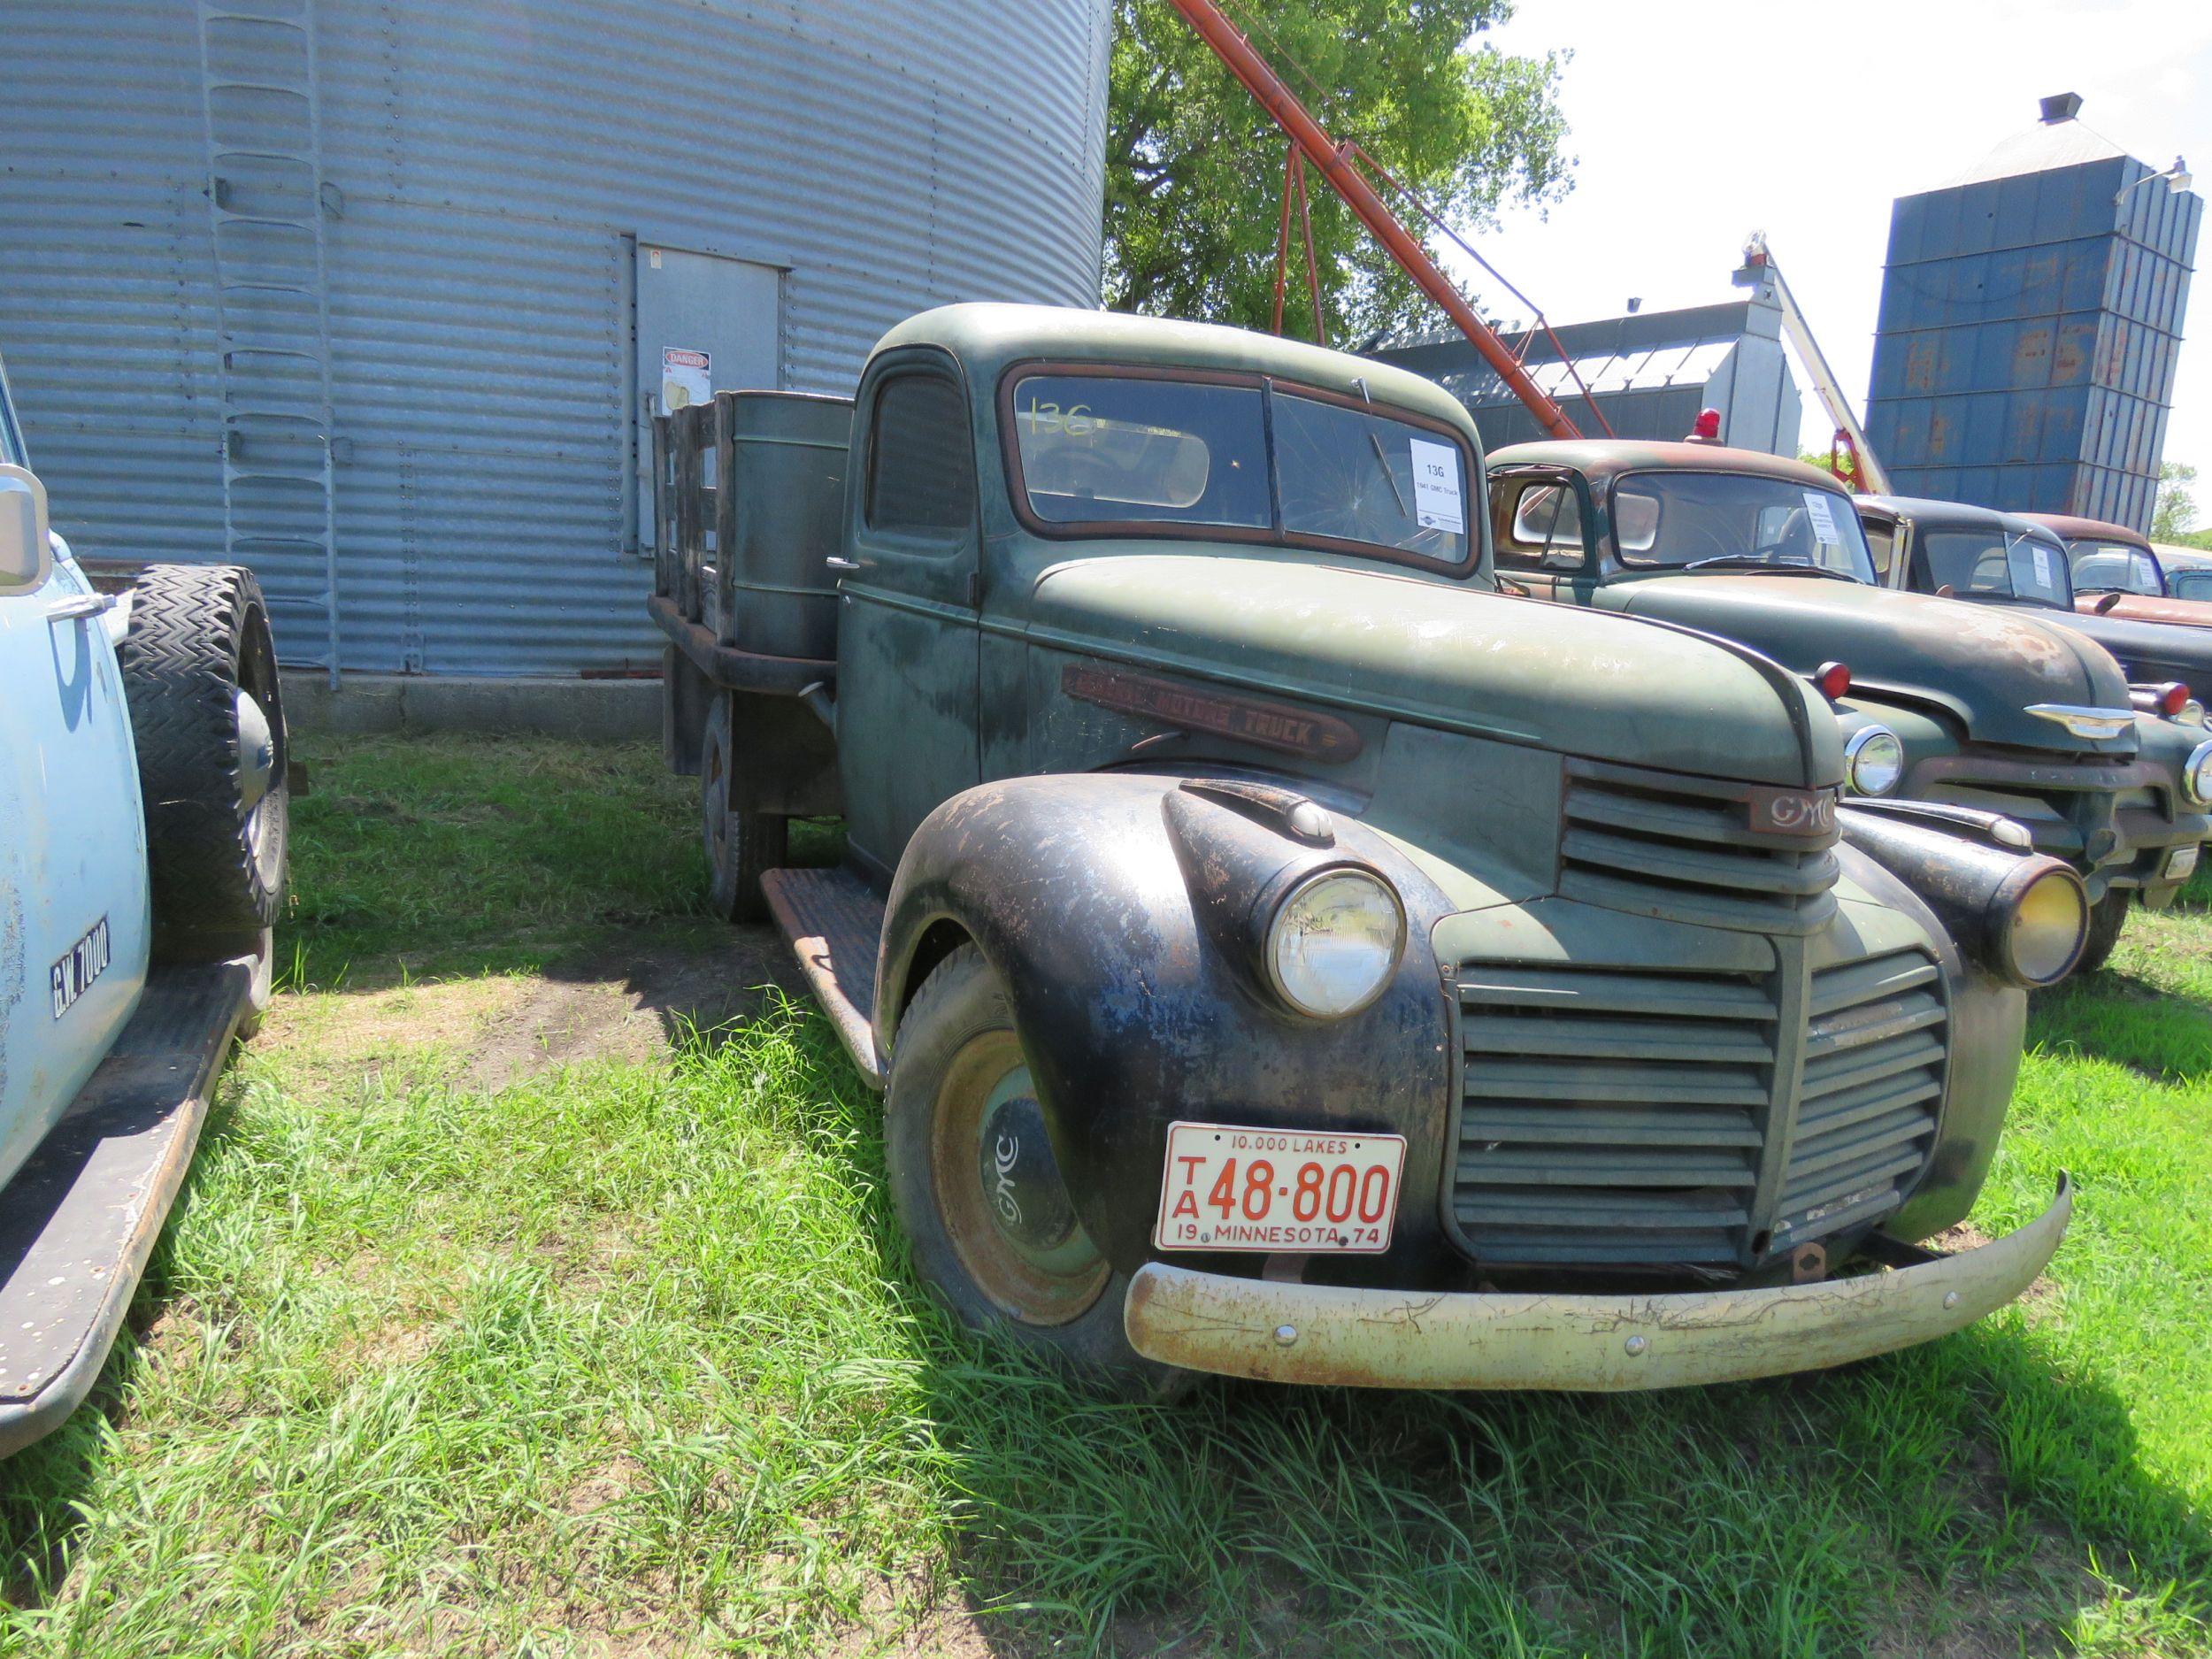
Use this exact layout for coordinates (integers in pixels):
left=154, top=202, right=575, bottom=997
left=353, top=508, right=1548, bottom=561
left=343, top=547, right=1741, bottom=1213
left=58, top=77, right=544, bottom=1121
left=1007, top=372, right=1473, bottom=568
left=1609, top=472, right=1876, bottom=580
left=1918, top=528, right=2072, bottom=608
left=2064, top=539, right=2161, bottom=596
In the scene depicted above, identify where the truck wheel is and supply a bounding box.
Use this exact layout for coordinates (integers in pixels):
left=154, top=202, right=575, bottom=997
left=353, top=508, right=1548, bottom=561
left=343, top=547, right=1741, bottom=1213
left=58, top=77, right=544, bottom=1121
left=886, top=946, right=1191, bottom=1399
left=2076, top=889, right=2131, bottom=975
left=701, top=691, right=786, bottom=923
left=119, top=564, right=288, bottom=962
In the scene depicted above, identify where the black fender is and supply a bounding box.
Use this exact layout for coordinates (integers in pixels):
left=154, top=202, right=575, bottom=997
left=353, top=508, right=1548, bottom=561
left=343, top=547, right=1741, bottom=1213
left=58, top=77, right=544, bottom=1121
left=875, top=771, right=1463, bottom=1281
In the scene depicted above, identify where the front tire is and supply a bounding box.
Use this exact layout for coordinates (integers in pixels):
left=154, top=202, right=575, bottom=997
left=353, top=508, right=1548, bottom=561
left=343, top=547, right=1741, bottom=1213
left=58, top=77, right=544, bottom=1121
left=885, top=945, right=1188, bottom=1397
left=119, top=564, right=288, bottom=963
left=701, top=692, right=786, bottom=923
left=2076, top=888, right=2131, bottom=974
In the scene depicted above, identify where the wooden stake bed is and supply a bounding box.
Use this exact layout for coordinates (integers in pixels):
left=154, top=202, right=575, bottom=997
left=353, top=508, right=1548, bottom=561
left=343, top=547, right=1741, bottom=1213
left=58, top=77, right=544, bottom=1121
left=0, top=955, right=256, bottom=1457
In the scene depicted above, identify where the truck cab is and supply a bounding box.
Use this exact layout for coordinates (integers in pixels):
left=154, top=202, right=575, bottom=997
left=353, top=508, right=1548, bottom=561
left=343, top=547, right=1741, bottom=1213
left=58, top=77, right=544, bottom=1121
left=652, top=306, right=2079, bottom=1394
left=1486, top=442, right=2212, bottom=969
left=2021, top=511, right=2212, bottom=632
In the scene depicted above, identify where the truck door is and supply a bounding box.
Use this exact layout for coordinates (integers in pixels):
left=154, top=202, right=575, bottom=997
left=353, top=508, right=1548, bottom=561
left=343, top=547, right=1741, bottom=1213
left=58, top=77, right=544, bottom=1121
left=0, top=462, right=152, bottom=1191
left=833, top=355, right=982, bottom=874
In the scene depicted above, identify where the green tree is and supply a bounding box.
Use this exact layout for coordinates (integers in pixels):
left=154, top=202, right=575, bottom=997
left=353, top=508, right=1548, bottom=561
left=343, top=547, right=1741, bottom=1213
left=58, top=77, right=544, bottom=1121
left=1105, top=0, right=1571, bottom=342
left=2151, top=460, right=2198, bottom=541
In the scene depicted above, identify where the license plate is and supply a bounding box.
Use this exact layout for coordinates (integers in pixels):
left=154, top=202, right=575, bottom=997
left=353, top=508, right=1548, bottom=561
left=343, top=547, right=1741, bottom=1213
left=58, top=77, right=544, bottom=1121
left=1153, top=1120, right=1406, bottom=1254
left=50, top=915, right=112, bottom=1020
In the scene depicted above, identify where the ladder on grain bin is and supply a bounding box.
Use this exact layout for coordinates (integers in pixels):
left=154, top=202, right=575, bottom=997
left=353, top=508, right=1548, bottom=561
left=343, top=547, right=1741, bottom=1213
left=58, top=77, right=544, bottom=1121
left=195, top=0, right=343, bottom=687
left=1170, top=0, right=1606, bottom=441
left=1734, top=233, right=1893, bottom=494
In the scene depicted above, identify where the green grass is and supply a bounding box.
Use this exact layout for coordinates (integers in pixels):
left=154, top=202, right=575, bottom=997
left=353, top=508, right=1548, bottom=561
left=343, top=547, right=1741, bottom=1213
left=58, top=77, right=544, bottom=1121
left=4, top=733, right=2210, bottom=1656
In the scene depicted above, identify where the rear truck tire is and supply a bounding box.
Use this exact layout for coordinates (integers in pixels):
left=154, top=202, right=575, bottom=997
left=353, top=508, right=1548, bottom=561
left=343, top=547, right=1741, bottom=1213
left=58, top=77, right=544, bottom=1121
left=119, top=563, right=289, bottom=964
left=701, top=690, right=787, bottom=923
left=2077, top=889, right=2131, bottom=975
left=885, top=945, right=1190, bottom=1400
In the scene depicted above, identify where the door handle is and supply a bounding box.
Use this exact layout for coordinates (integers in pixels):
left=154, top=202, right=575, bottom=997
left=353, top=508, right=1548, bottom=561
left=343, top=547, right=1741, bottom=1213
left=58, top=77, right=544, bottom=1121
left=46, top=593, right=112, bottom=623
left=825, top=556, right=862, bottom=573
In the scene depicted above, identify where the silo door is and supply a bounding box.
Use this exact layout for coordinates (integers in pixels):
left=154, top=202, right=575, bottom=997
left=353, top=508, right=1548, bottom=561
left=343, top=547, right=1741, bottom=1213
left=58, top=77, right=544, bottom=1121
left=633, top=244, right=781, bottom=549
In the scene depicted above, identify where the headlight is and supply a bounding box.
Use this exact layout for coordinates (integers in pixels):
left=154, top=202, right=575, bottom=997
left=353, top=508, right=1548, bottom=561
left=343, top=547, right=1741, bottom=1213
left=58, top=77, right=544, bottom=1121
left=1843, top=725, right=1905, bottom=796
left=2186, top=738, right=2212, bottom=806
left=1997, top=864, right=2089, bottom=987
left=1264, top=868, right=1405, bottom=1018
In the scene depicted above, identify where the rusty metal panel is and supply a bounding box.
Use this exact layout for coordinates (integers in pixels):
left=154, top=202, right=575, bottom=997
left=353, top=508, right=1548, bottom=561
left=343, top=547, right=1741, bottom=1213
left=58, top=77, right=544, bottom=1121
left=0, top=0, right=1111, bottom=678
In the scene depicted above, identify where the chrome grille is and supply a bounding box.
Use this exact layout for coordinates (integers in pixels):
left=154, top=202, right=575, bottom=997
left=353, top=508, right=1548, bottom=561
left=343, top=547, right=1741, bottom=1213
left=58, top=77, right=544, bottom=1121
left=1775, top=950, right=1947, bottom=1246
left=1560, top=760, right=1839, bottom=934
left=1452, top=965, right=1779, bottom=1267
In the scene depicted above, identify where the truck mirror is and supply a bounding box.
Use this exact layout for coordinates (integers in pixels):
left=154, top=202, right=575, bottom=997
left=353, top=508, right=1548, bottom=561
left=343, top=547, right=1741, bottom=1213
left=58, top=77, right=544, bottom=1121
left=0, top=463, right=52, bottom=592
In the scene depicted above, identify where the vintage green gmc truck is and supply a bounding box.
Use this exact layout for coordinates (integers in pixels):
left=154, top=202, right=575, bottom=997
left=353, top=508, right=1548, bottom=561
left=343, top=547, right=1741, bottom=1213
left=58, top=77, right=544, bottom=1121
left=651, top=305, right=2078, bottom=1394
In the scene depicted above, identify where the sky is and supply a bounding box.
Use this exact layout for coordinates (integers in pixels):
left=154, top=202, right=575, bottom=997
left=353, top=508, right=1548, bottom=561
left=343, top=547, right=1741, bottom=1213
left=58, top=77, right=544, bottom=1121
left=1448, top=0, right=2212, bottom=490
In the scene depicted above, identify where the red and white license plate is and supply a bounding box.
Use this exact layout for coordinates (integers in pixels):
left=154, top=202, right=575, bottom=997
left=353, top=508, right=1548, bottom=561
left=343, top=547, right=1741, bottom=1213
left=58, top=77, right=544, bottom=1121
left=1153, top=1121, right=1406, bottom=1254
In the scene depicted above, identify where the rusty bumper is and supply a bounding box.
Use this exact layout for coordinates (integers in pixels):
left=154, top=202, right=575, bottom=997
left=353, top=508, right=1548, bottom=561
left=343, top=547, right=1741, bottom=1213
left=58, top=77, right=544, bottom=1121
left=1124, top=1177, right=2070, bottom=1391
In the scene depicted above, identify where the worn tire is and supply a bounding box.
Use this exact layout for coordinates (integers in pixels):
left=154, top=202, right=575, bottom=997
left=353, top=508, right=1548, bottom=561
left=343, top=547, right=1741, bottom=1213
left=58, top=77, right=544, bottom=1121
left=701, top=691, right=787, bottom=923
left=886, top=945, right=1191, bottom=1400
left=2076, top=889, right=2131, bottom=975
left=119, top=564, right=288, bottom=962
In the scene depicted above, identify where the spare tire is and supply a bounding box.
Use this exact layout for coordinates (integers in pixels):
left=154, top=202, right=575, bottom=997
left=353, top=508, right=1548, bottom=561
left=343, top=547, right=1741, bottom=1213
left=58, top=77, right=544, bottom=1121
left=118, top=564, right=288, bottom=960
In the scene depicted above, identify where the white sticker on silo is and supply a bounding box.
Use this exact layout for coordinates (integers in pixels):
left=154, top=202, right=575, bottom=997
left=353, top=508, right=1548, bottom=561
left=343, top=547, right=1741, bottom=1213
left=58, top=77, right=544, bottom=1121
left=662, top=348, right=711, bottom=414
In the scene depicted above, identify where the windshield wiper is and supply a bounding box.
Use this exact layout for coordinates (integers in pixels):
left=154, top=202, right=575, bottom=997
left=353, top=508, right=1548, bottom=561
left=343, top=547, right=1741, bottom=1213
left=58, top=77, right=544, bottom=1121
left=1678, top=554, right=1862, bottom=581
left=1367, top=432, right=1410, bottom=519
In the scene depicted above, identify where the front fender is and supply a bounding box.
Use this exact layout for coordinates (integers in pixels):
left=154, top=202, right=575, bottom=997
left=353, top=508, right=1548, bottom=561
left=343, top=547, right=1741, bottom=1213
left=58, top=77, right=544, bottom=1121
left=877, top=772, right=1462, bottom=1279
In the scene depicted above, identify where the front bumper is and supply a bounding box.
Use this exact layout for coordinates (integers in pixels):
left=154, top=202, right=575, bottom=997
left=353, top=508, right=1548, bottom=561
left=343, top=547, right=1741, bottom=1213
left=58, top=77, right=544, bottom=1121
left=1124, top=1176, right=2070, bottom=1391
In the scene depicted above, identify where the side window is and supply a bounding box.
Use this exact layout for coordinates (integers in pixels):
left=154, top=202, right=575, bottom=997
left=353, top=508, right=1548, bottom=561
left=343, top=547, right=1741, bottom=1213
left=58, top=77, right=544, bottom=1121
left=866, top=373, right=973, bottom=537
left=1864, top=522, right=1895, bottom=578
left=1495, top=477, right=1585, bottom=570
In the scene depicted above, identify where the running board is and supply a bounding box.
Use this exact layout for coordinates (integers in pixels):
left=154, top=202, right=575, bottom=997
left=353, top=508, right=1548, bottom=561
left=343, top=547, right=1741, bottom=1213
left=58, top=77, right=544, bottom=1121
left=760, top=867, right=887, bottom=1088
left=0, top=953, right=257, bottom=1458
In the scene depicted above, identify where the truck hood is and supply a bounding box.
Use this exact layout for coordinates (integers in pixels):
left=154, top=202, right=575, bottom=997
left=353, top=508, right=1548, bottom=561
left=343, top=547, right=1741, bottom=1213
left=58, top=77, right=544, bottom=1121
left=2036, top=603, right=2212, bottom=696
left=1601, top=576, right=2135, bottom=755
left=1025, top=553, right=1833, bottom=787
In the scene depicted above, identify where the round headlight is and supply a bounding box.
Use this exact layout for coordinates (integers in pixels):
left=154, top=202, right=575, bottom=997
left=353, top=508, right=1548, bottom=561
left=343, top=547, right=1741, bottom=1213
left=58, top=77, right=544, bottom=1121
left=1843, top=725, right=1906, bottom=796
left=1264, top=868, right=1405, bottom=1018
left=1999, top=865, right=2090, bottom=987
left=2185, top=738, right=2212, bottom=806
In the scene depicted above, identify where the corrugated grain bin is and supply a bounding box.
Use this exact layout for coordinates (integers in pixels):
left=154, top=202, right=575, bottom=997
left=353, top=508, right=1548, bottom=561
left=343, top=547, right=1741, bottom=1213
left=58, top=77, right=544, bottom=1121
left=1866, top=96, right=2200, bottom=533
left=0, top=0, right=1112, bottom=681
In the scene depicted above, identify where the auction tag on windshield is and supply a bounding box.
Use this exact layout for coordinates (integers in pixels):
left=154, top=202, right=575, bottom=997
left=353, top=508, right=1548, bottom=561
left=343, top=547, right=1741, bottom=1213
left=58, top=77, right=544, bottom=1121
left=1801, top=490, right=1841, bottom=545
left=1409, top=438, right=1464, bottom=534
left=2032, top=544, right=2057, bottom=591
left=1155, top=1121, right=1404, bottom=1254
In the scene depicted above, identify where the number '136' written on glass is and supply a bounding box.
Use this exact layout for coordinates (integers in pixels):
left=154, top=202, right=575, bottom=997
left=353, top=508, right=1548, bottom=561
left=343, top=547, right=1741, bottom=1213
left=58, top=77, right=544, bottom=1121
left=1020, top=396, right=1096, bottom=437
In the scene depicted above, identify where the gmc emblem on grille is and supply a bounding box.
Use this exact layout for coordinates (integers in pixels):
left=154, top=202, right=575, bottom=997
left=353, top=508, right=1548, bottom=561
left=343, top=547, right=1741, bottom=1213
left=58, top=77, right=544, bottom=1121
left=1745, top=786, right=1837, bottom=839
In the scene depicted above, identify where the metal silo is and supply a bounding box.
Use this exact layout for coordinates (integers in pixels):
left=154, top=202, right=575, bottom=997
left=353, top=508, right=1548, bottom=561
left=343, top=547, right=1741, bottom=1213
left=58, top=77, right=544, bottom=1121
left=1865, top=94, right=2200, bottom=534
left=0, top=0, right=1111, bottom=682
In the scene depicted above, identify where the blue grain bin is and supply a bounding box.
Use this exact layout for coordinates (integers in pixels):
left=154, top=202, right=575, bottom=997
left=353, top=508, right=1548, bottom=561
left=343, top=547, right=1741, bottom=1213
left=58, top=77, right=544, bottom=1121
left=1866, top=96, right=2200, bottom=534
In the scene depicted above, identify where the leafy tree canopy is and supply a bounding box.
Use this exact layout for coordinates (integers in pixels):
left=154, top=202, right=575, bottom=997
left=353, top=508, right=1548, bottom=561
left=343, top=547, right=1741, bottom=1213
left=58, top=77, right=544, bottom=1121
left=1104, top=0, right=1571, bottom=343
left=2152, top=460, right=2199, bottom=541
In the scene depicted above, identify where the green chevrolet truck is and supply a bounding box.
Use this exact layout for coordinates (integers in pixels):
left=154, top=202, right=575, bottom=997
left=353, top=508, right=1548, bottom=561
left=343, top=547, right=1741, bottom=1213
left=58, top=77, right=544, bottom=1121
left=650, top=305, right=2078, bottom=1394
left=1485, top=441, right=2212, bottom=972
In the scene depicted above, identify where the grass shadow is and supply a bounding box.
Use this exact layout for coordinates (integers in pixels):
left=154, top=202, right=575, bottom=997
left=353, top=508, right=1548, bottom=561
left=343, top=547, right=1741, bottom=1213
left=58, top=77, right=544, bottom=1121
left=2030, top=970, right=2212, bottom=1083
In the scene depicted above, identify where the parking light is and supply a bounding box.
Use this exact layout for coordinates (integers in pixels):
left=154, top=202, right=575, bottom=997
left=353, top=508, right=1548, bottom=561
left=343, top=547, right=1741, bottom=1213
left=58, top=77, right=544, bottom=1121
left=1815, top=661, right=1850, bottom=701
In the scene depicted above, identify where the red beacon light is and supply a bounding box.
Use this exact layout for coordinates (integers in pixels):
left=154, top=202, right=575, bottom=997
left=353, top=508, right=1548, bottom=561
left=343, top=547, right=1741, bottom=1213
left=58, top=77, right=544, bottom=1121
left=1815, top=661, right=1851, bottom=701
